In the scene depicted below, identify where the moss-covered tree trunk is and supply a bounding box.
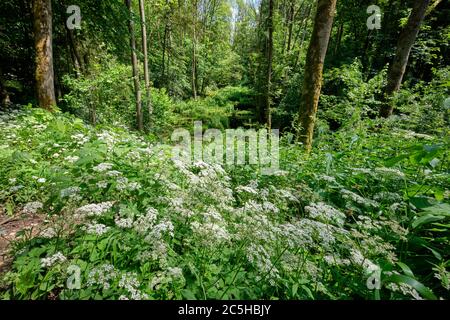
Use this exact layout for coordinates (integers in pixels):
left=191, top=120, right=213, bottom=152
left=298, top=0, right=337, bottom=152
left=380, top=0, right=430, bottom=118
left=32, top=0, right=56, bottom=110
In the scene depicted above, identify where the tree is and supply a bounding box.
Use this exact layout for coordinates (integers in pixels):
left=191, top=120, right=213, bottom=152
left=125, top=0, right=143, bottom=131
left=380, top=0, right=430, bottom=118
left=256, top=0, right=274, bottom=128
left=138, top=0, right=152, bottom=124
left=32, top=0, right=56, bottom=110
left=298, top=0, right=337, bottom=152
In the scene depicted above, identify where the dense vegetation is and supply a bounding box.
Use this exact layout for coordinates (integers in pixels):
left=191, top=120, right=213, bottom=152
left=0, top=0, right=448, bottom=300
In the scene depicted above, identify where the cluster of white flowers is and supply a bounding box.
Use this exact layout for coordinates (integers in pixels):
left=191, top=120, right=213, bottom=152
left=96, top=181, right=108, bottom=189
left=150, top=267, right=185, bottom=291
left=87, top=264, right=117, bottom=289
left=126, top=150, right=141, bottom=161
left=351, top=167, right=373, bottom=175
left=106, top=170, right=122, bottom=177
left=375, top=167, right=405, bottom=178
left=384, top=271, right=423, bottom=300
left=118, top=272, right=148, bottom=300
left=340, top=189, right=379, bottom=208
left=75, top=201, right=114, bottom=218
left=10, top=185, right=24, bottom=192
left=64, top=155, right=79, bottom=164
left=97, top=131, right=117, bottom=150
left=236, top=185, right=258, bottom=195
left=93, top=162, right=114, bottom=172
left=84, top=223, right=110, bottom=236
left=191, top=221, right=230, bottom=246
left=41, top=252, right=67, bottom=268
left=115, top=177, right=141, bottom=191
left=133, top=207, right=158, bottom=234
left=60, top=186, right=81, bottom=200
left=246, top=243, right=280, bottom=285
left=393, top=129, right=434, bottom=141
left=305, top=202, right=346, bottom=226
left=349, top=249, right=379, bottom=274
left=277, top=221, right=314, bottom=249
left=433, top=266, right=450, bottom=290
left=275, top=188, right=299, bottom=202
left=240, top=200, right=279, bottom=215
left=71, top=133, right=89, bottom=145
left=146, top=219, right=175, bottom=241
left=23, top=201, right=43, bottom=214
left=373, top=192, right=403, bottom=202
left=40, top=227, right=57, bottom=239
left=320, top=175, right=337, bottom=183
left=115, top=216, right=133, bottom=229
left=137, top=241, right=169, bottom=266
left=200, top=207, right=224, bottom=223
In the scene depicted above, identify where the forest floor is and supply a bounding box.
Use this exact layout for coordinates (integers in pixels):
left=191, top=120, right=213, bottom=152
left=0, top=207, right=44, bottom=274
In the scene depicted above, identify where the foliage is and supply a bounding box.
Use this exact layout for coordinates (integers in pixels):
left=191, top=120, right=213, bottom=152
left=0, top=107, right=448, bottom=300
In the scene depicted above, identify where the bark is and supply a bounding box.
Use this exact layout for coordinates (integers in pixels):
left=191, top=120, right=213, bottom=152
left=66, top=26, right=84, bottom=75
left=191, top=0, right=198, bottom=99
left=265, top=0, right=274, bottom=129
left=125, top=0, right=144, bottom=131
left=139, top=0, right=153, bottom=124
left=256, top=0, right=274, bottom=128
left=298, top=0, right=337, bottom=152
left=32, top=0, right=56, bottom=110
left=334, top=22, right=343, bottom=55
left=286, top=0, right=296, bottom=54
left=380, top=0, right=430, bottom=118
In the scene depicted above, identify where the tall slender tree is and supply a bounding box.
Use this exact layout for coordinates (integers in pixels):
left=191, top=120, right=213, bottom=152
left=138, top=0, right=152, bottom=124
left=380, top=0, right=430, bottom=118
left=256, top=0, right=274, bottom=128
left=125, top=0, right=143, bottom=131
left=298, top=0, right=337, bottom=152
left=32, top=0, right=56, bottom=110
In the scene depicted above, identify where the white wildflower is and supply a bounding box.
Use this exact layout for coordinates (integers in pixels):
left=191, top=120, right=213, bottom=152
left=75, top=201, right=114, bottom=217
left=85, top=223, right=110, bottom=236
left=41, top=252, right=67, bottom=268
left=115, top=216, right=133, bottom=229
left=93, top=162, right=113, bottom=172
left=65, top=155, right=79, bottom=163
left=96, top=181, right=108, bottom=189
left=23, top=201, right=43, bottom=214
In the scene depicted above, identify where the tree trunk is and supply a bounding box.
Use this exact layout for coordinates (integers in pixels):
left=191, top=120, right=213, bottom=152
left=265, top=0, right=274, bottom=129
left=66, top=26, right=84, bottom=75
left=191, top=0, right=198, bottom=99
left=298, top=0, right=337, bottom=152
left=32, top=0, right=56, bottom=110
left=139, top=0, right=152, bottom=125
left=255, top=0, right=274, bottom=128
left=380, top=0, right=430, bottom=118
left=126, top=0, right=144, bottom=131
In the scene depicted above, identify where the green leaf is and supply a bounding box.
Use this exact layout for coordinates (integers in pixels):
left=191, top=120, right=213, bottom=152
left=412, top=214, right=445, bottom=229
left=396, top=262, right=414, bottom=278
left=181, top=289, right=197, bottom=300
left=385, top=274, right=437, bottom=300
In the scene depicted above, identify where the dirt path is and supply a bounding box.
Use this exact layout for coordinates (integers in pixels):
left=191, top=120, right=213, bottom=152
left=0, top=207, right=44, bottom=274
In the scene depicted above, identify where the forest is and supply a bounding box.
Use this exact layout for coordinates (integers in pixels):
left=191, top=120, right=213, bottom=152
left=0, top=0, right=449, bottom=301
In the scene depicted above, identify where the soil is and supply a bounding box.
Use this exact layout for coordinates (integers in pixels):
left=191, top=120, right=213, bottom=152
left=0, top=207, right=45, bottom=274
